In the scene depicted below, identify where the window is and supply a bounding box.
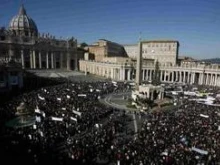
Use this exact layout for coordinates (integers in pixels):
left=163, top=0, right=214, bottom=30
left=0, top=73, right=4, bottom=82
left=0, top=36, right=5, bottom=40
left=10, top=71, right=17, bottom=76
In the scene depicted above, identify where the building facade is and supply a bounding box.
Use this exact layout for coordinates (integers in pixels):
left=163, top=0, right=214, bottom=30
left=79, top=59, right=220, bottom=87
left=124, top=40, right=179, bottom=65
left=87, top=39, right=127, bottom=62
left=0, top=60, right=23, bottom=93
left=0, top=5, right=78, bottom=70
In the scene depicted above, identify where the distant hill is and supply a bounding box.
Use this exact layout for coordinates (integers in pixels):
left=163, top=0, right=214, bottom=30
left=201, top=58, right=220, bottom=64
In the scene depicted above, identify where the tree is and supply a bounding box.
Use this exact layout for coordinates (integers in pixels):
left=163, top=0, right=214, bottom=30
left=152, top=60, right=161, bottom=86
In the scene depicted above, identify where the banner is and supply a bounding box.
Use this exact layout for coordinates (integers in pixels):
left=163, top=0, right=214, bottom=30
left=78, top=94, right=87, bottom=97
left=35, top=106, right=41, bottom=113
left=51, top=117, right=63, bottom=121
left=70, top=117, right=77, bottom=122
left=192, top=147, right=208, bottom=155
left=38, top=94, right=45, bottom=101
left=73, top=110, right=82, bottom=117
left=36, top=116, right=41, bottom=123
left=199, top=114, right=209, bottom=118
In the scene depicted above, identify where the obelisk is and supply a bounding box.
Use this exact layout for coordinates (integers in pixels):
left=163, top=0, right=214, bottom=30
left=135, top=40, right=142, bottom=90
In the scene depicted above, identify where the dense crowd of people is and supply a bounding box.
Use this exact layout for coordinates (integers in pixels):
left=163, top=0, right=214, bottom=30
left=0, top=79, right=220, bottom=165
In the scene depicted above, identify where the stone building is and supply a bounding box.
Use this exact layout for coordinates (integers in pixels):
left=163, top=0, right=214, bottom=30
left=0, top=5, right=78, bottom=70
left=124, top=40, right=179, bottom=65
left=80, top=59, right=220, bottom=86
left=0, top=60, right=23, bottom=93
left=87, top=39, right=127, bottom=62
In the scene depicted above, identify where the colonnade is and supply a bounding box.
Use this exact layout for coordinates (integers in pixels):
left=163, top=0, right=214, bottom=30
left=79, top=60, right=220, bottom=87
left=18, top=49, right=77, bottom=70
left=123, top=69, right=220, bottom=86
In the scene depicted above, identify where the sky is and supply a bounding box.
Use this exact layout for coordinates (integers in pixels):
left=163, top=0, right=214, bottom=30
left=0, top=0, right=220, bottom=59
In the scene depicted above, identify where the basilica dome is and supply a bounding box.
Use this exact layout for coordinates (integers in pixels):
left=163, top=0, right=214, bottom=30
left=9, top=5, right=38, bottom=37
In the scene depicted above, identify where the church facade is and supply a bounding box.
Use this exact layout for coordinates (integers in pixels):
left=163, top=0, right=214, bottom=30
left=0, top=5, right=78, bottom=70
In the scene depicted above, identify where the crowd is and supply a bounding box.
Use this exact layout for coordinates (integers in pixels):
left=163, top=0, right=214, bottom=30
left=0, top=80, right=220, bottom=165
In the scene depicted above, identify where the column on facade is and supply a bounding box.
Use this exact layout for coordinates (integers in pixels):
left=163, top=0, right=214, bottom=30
left=51, top=52, right=54, bottom=69
left=66, top=51, right=70, bottom=70
left=175, top=71, right=178, bottom=82
left=160, top=70, right=163, bottom=82
left=190, top=73, right=194, bottom=84
left=212, top=74, right=215, bottom=86
left=209, top=74, right=212, bottom=86
left=209, top=74, right=211, bottom=85
left=30, top=50, right=33, bottom=69
left=210, top=74, right=212, bottom=86
left=120, top=67, right=125, bottom=81
left=111, top=68, right=114, bottom=80
left=46, top=52, right=49, bottom=69
left=142, top=69, right=145, bottom=81
left=167, top=72, right=170, bottom=82
left=201, top=73, right=205, bottom=85
left=179, top=71, right=182, bottom=82
left=54, top=52, right=57, bottom=69
left=212, top=74, right=214, bottom=86
left=205, top=73, right=208, bottom=85
left=171, top=71, right=174, bottom=82
left=39, top=51, right=42, bottom=69
left=33, top=50, right=36, bottom=69
left=163, top=71, right=166, bottom=82
left=60, top=52, right=63, bottom=69
left=128, top=69, right=131, bottom=81
left=20, top=49, right=24, bottom=69
left=150, top=70, right=152, bottom=81
left=187, top=72, right=190, bottom=84
left=198, top=73, right=201, bottom=85
left=183, top=71, right=186, bottom=83
left=113, top=69, right=116, bottom=80
left=215, top=74, right=218, bottom=86
left=75, top=51, right=78, bottom=70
